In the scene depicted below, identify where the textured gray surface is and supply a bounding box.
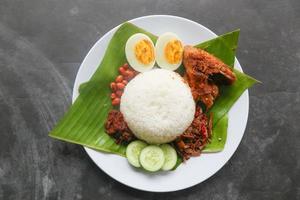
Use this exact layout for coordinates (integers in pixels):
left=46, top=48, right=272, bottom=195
left=0, top=0, right=299, bottom=199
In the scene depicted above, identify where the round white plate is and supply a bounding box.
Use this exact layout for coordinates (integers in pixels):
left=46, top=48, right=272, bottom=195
left=72, top=15, right=249, bottom=192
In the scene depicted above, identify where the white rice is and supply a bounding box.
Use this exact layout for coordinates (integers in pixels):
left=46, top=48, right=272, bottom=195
left=120, top=68, right=195, bottom=144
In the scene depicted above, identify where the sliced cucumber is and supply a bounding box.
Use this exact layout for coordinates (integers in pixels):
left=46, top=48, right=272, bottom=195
left=139, top=145, right=165, bottom=172
left=126, top=140, right=148, bottom=168
left=160, top=144, right=177, bottom=171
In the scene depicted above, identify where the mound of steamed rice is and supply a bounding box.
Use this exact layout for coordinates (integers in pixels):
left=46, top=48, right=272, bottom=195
left=120, top=69, right=195, bottom=144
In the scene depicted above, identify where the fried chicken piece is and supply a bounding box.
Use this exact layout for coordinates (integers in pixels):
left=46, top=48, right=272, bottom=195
left=183, top=45, right=236, bottom=109
left=183, top=46, right=236, bottom=84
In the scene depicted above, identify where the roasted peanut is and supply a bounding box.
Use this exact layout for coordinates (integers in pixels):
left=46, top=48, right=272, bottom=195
left=112, top=98, right=120, bottom=106
left=110, top=82, right=117, bottom=91
left=116, top=83, right=125, bottom=89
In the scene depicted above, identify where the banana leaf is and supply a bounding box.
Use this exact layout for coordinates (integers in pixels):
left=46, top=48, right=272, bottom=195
left=194, top=30, right=258, bottom=151
left=195, top=30, right=238, bottom=67
left=195, top=30, right=258, bottom=127
left=49, top=23, right=157, bottom=156
left=203, top=114, right=228, bottom=152
left=209, top=70, right=258, bottom=127
left=49, top=22, right=257, bottom=158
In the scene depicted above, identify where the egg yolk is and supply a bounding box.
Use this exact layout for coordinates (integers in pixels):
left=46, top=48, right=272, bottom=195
left=134, top=39, right=154, bottom=65
left=164, top=40, right=183, bottom=64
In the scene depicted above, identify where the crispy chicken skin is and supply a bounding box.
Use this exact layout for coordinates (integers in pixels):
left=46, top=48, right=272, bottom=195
left=183, top=45, right=236, bottom=109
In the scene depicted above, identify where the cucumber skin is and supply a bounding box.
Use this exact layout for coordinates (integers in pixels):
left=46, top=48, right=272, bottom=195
left=139, top=145, right=165, bottom=172
left=126, top=140, right=148, bottom=168
left=160, top=144, right=177, bottom=171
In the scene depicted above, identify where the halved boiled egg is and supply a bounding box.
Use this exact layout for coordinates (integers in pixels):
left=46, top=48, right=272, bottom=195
left=125, top=33, right=155, bottom=72
left=155, top=32, right=183, bottom=71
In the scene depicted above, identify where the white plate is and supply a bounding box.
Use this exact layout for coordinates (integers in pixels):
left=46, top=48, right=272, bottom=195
left=72, top=15, right=249, bottom=192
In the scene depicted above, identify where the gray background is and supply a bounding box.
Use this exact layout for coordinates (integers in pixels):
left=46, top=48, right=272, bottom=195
left=0, top=0, right=299, bottom=199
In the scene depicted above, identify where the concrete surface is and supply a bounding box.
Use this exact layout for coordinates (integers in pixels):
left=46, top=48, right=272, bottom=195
left=0, top=0, right=299, bottom=199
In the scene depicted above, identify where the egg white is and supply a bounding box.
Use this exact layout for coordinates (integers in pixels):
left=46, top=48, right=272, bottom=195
left=155, top=32, right=183, bottom=71
left=125, top=33, right=155, bottom=72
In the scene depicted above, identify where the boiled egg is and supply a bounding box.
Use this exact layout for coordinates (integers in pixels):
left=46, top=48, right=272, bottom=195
left=155, top=32, right=183, bottom=71
left=125, top=33, right=155, bottom=72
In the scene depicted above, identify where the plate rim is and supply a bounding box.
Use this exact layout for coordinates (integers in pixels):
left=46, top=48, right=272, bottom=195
left=72, top=15, right=249, bottom=192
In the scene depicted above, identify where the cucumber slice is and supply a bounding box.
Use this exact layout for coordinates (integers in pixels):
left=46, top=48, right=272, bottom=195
left=126, top=140, right=148, bottom=168
left=160, top=144, right=178, bottom=171
left=139, top=145, right=165, bottom=172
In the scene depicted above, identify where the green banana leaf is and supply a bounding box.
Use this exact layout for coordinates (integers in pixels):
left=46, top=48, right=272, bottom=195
left=195, top=30, right=238, bottom=67
left=203, top=114, right=228, bottom=152
left=195, top=30, right=258, bottom=127
left=193, top=30, right=258, bottom=151
left=209, top=70, right=258, bottom=127
left=49, top=22, right=158, bottom=156
left=49, top=22, right=257, bottom=158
